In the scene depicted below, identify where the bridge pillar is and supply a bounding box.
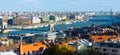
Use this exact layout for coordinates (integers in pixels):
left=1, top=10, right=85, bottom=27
left=49, top=24, right=54, bottom=32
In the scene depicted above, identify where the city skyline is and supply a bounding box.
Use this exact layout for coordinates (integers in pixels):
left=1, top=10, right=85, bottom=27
left=0, top=0, right=120, bottom=11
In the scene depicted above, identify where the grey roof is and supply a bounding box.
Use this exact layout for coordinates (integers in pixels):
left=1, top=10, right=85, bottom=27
left=94, top=41, right=120, bottom=48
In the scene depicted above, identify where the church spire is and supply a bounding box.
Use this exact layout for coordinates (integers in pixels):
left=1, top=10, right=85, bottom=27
left=19, top=36, right=24, bottom=55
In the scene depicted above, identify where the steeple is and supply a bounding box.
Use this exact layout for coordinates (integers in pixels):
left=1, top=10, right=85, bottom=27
left=19, top=36, right=24, bottom=55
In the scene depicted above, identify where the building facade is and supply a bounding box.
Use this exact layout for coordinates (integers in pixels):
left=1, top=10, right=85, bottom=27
left=31, top=17, right=41, bottom=24
left=94, top=41, right=120, bottom=55
left=13, top=16, right=31, bottom=25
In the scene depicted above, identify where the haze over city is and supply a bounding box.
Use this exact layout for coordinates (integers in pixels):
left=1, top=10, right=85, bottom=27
left=0, top=0, right=120, bottom=11
left=0, top=0, right=120, bottom=55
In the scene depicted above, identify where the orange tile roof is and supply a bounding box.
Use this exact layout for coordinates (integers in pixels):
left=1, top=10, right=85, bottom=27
left=23, top=43, right=46, bottom=52
left=18, top=42, right=47, bottom=55
left=90, top=35, right=118, bottom=42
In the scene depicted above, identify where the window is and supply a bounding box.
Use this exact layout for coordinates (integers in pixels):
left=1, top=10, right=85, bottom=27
left=103, top=53, right=109, bottom=55
left=95, top=48, right=100, bottom=51
left=112, top=50, right=118, bottom=53
left=111, top=54, right=118, bottom=55
left=103, top=49, right=107, bottom=52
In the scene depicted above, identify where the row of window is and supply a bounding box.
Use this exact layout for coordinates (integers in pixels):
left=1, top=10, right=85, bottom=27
left=95, top=48, right=119, bottom=53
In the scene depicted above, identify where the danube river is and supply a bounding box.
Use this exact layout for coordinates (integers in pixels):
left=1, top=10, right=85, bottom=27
left=0, top=15, right=120, bottom=36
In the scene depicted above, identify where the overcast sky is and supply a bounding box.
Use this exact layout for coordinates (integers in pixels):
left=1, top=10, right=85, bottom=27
left=0, top=0, right=120, bottom=11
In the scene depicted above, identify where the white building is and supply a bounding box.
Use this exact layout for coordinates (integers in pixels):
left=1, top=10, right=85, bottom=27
left=40, top=32, right=57, bottom=40
left=75, top=15, right=84, bottom=20
left=55, top=16, right=67, bottom=21
left=85, top=12, right=95, bottom=16
left=68, top=39, right=92, bottom=52
left=0, top=51, right=17, bottom=55
left=39, top=32, right=66, bottom=41
left=31, top=17, right=41, bottom=24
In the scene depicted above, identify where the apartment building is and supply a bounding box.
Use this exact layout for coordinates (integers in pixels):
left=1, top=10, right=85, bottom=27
left=94, top=41, right=120, bottom=55
left=13, top=16, right=31, bottom=25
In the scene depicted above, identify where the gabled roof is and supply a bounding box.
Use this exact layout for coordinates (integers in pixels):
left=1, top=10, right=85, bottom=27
left=18, top=42, right=47, bottom=55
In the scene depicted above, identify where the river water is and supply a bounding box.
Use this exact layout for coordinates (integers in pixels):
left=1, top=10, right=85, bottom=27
left=0, top=15, right=119, bottom=36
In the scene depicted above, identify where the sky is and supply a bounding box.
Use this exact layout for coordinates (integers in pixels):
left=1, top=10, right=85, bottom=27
left=0, top=0, right=120, bottom=11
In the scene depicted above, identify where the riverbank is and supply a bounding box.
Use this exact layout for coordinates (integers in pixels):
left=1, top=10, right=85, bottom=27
left=6, top=17, right=88, bottom=29
left=0, top=15, right=119, bottom=36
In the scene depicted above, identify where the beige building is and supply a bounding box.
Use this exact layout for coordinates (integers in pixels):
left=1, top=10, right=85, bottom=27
left=13, top=16, right=31, bottom=25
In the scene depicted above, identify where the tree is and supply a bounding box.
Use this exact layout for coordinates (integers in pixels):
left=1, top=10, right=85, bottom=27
left=65, top=18, right=71, bottom=21
left=43, top=44, right=76, bottom=55
left=43, top=44, right=102, bottom=55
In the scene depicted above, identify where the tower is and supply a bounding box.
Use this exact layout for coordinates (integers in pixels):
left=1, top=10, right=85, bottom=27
left=0, top=18, right=8, bottom=34
left=19, top=36, right=24, bottom=55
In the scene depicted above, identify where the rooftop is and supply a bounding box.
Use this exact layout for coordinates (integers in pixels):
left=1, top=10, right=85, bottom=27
left=90, top=35, right=118, bottom=42
left=0, top=51, right=17, bottom=55
left=17, top=42, right=47, bottom=55
left=94, top=41, right=120, bottom=48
